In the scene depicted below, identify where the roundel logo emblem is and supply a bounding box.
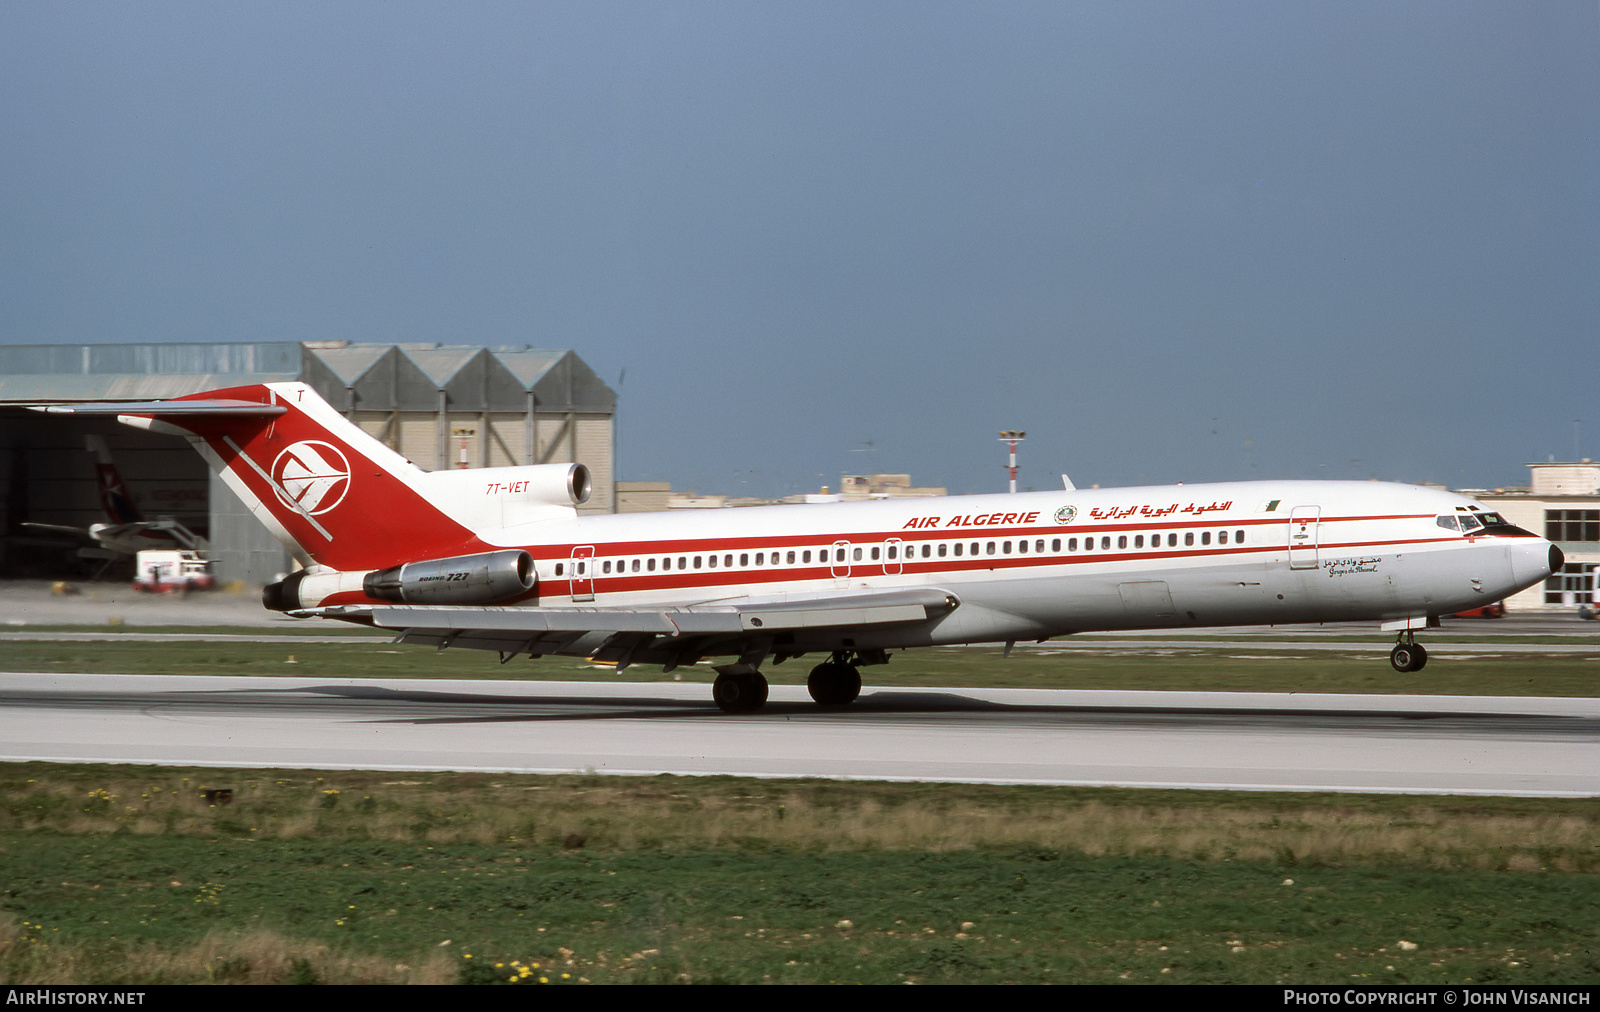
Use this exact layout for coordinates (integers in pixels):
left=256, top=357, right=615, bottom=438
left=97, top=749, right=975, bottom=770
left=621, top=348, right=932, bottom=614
left=271, top=441, right=351, bottom=516
left=1053, top=505, right=1078, bottom=525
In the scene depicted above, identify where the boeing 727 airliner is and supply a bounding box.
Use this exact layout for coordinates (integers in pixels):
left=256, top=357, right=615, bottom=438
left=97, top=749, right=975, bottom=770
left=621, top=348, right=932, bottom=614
left=40, top=383, right=1563, bottom=712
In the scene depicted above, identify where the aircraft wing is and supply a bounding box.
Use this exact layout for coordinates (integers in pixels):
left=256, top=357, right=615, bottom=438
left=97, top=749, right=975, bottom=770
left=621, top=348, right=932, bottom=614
left=19, top=523, right=91, bottom=540
left=293, top=587, right=959, bottom=669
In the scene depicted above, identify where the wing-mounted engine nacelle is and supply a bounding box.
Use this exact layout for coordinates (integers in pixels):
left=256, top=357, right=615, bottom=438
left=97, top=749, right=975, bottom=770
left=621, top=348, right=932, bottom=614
left=362, top=549, right=537, bottom=605
left=263, top=549, right=537, bottom=611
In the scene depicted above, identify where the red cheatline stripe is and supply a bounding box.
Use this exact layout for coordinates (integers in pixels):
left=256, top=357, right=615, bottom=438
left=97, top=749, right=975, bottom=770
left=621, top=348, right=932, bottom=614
left=532, top=533, right=1477, bottom=599
left=519, top=514, right=1439, bottom=562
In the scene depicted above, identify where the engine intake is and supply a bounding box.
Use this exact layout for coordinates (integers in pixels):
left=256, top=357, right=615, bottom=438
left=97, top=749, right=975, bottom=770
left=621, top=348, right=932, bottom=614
left=363, top=549, right=536, bottom=605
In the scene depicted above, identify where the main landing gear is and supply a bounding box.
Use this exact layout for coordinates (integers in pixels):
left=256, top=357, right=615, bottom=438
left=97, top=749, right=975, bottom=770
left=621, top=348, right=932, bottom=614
left=710, top=649, right=876, bottom=713
left=711, top=671, right=769, bottom=714
left=1390, top=632, right=1428, bottom=672
left=807, top=653, right=863, bottom=707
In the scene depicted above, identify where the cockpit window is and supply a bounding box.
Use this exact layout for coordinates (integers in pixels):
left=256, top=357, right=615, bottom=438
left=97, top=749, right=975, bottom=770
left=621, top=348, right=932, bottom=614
left=1442, top=510, right=1537, bottom=537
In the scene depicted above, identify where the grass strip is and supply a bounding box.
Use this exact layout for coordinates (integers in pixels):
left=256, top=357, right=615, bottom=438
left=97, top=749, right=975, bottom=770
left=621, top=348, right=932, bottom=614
left=1, top=764, right=1596, bottom=985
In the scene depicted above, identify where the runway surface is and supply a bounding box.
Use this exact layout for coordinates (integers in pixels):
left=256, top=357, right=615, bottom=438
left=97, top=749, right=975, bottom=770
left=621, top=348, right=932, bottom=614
left=2, top=673, right=1596, bottom=797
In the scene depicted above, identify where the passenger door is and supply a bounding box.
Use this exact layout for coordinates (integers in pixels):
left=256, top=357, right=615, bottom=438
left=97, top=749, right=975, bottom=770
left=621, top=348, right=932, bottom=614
left=570, top=545, right=595, bottom=601
left=1288, top=507, right=1320, bottom=570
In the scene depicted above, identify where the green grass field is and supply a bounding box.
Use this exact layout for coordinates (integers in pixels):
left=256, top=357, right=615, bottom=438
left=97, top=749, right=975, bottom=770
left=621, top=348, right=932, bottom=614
left=1, top=766, right=1596, bottom=985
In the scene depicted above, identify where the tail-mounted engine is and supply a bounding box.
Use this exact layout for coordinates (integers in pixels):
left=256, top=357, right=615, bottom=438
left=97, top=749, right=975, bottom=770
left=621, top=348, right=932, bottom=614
left=363, top=549, right=536, bottom=605
left=263, top=549, right=536, bottom=611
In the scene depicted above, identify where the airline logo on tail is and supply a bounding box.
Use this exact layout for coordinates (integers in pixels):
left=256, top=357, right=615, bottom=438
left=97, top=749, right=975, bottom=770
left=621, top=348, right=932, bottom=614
left=271, top=440, right=351, bottom=516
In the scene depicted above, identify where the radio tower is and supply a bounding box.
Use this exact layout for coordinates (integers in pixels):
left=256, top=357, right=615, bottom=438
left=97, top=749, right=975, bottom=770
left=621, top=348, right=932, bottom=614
left=999, top=430, right=1025, bottom=493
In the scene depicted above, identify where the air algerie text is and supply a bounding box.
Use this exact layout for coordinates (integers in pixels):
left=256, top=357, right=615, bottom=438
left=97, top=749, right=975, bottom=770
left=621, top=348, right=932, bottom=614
left=904, top=500, right=1237, bottom=530
left=903, top=512, right=1041, bottom=530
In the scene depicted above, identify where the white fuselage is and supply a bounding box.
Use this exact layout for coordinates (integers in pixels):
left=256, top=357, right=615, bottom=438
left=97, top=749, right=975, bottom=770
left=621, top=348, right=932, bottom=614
left=472, top=479, right=1549, bottom=649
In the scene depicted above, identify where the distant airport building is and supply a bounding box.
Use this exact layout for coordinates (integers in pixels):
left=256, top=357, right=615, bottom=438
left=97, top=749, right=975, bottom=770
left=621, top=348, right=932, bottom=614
left=837, top=474, right=948, bottom=501
left=0, top=341, right=616, bottom=586
left=1458, top=461, right=1600, bottom=613
left=616, top=473, right=948, bottom=512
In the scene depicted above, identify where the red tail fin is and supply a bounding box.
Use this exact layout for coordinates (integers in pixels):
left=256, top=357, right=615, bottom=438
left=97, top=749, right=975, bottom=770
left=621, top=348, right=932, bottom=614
left=120, top=383, right=485, bottom=571
left=85, top=435, right=144, bottom=525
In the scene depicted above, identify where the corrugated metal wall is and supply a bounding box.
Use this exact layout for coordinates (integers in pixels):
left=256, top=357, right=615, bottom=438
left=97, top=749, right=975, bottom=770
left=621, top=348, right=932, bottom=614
left=1, top=342, right=618, bottom=583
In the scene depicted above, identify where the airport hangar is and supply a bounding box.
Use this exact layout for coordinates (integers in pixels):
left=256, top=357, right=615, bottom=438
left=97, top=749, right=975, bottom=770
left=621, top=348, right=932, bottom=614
left=0, top=341, right=617, bottom=587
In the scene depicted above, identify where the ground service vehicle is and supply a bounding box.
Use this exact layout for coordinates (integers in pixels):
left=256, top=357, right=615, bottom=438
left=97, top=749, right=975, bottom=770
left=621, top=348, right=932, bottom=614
left=133, top=549, right=215, bottom=593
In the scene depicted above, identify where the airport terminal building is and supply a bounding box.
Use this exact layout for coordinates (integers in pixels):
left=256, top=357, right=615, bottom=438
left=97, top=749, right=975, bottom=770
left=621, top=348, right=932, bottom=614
left=1464, top=461, right=1600, bottom=613
left=0, top=341, right=616, bottom=587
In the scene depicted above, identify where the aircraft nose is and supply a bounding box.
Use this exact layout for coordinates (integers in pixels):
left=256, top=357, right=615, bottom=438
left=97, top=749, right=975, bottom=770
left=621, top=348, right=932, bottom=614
left=1509, top=538, right=1561, bottom=588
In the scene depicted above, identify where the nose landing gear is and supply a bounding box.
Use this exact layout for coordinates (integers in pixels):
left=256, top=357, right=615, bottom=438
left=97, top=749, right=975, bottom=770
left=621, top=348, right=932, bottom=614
left=1390, top=632, right=1428, bottom=672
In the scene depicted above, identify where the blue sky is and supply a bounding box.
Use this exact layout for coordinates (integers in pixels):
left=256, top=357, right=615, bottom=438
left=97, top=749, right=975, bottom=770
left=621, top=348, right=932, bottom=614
left=3, top=2, right=1596, bottom=497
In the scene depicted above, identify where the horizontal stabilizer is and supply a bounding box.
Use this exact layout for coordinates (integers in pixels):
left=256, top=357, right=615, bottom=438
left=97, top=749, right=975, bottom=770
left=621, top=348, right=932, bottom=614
left=33, top=400, right=286, bottom=416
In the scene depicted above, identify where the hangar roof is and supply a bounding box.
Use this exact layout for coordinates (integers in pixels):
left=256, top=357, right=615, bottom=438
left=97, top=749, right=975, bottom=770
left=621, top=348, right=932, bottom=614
left=0, top=341, right=614, bottom=414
